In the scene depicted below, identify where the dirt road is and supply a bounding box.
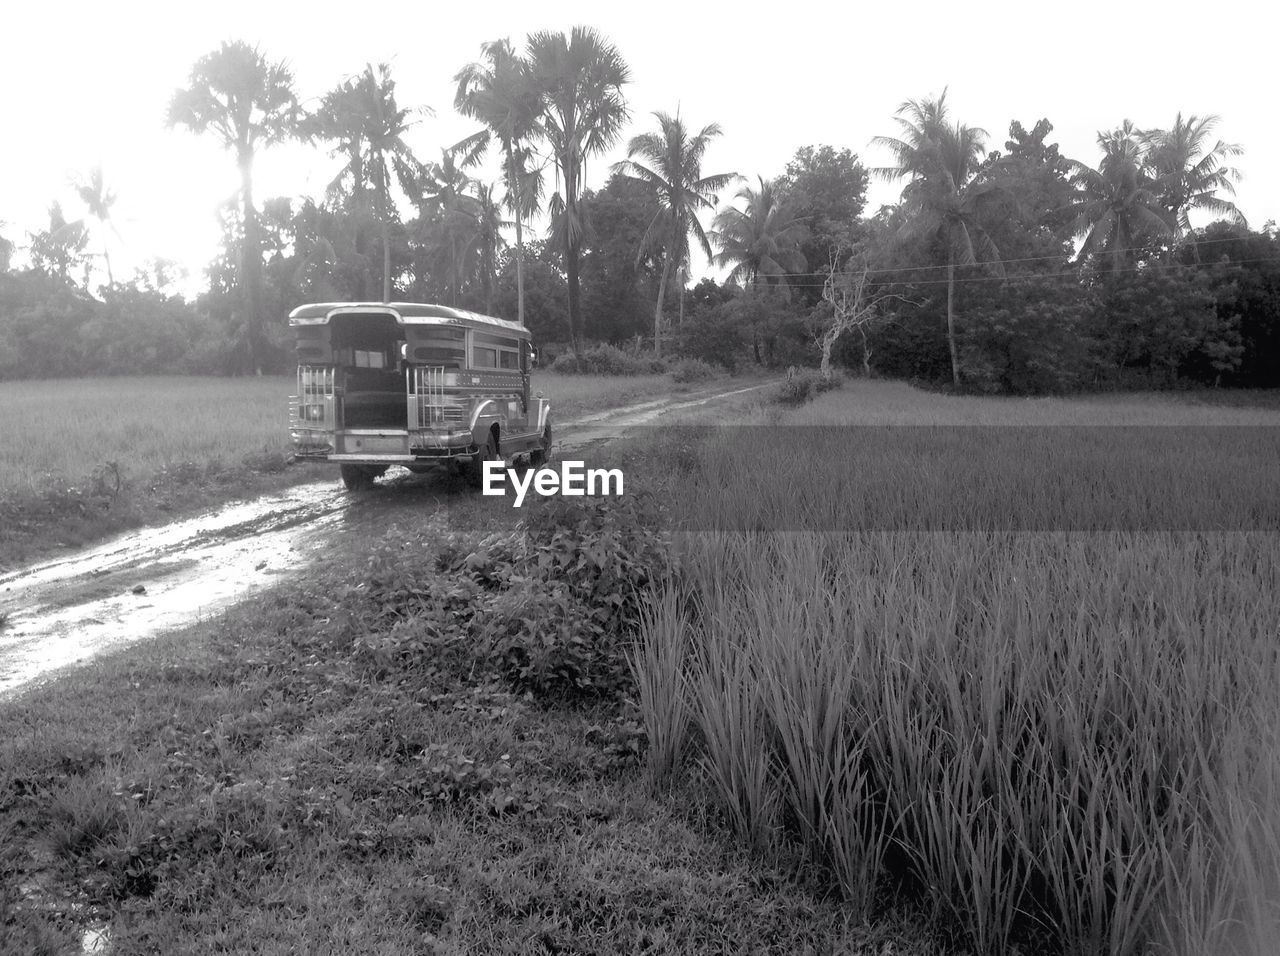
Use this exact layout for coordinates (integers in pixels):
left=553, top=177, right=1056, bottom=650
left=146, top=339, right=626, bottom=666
left=0, top=383, right=768, bottom=698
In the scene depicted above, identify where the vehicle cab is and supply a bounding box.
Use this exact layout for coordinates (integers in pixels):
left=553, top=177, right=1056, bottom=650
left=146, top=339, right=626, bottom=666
left=288, top=302, right=551, bottom=489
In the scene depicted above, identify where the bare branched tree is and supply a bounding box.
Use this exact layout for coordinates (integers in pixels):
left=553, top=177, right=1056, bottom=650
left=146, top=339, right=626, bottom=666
left=816, top=247, right=910, bottom=379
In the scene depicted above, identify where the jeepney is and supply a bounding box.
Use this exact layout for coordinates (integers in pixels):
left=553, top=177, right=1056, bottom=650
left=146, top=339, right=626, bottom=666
left=288, top=302, right=551, bottom=490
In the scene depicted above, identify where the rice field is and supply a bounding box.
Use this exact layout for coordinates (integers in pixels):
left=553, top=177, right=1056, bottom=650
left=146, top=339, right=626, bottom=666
left=629, top=381, right=1280, bottom=956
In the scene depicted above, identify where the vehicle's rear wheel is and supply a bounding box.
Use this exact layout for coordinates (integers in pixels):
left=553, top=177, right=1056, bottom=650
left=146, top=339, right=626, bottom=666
left=529, top=422, right=552, bottom=467
left=467, top=430, right=501, bottom=488
left=340, top=463, right=386, bottom=491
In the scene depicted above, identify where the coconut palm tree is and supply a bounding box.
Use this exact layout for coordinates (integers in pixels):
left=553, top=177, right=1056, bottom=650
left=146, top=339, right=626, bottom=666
left=527, top=27, right=630, bottom=354
left=471, top=183, right=507, bottom=314
left=1143, top=113, right=1245, bottom=258
left=168, top=41, right=298, bottom=373
left=1066, top=123, right=1173, bottom=273
left=73, top=166, right=119, bottom=288
left=309, top=64, right=427, bottom=302
left=710, top=176, right=807, bottom=288
left=614, top=112, right=734, bottom=355
left=454, top=39, right=543, bottom=324
left=415, top=149, right=484, bottom=306
left=872, top=91, right=1006, bottom=386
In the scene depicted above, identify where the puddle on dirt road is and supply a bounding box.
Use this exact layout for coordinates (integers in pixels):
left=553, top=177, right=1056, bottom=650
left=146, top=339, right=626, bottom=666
left=0, top=383, right=770, bottom=699
left=0, top=481, right=345, bottom=698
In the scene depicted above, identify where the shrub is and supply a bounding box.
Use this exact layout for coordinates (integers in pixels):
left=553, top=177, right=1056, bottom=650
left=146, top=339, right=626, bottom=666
left=546, top=344, right=663, bottom=376
left=670, top=358, right=717, bottom=384
left=550, top=353, right=581, bottom=374
left=430, top=494, right=672, bottom=702
left=813, top=371, right=843, bottom=393
left=773, top=370, right=818, bottom=405
left=958, top=289, right=1096, bottom=395
left=674, top=308, right=747, bottom=372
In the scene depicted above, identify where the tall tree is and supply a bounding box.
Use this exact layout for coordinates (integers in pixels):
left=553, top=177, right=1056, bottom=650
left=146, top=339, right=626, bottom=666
left=578, top=173, right=666, bottom=344
left=454, top=39, right=544, bottom=324
left=72, top=165, right=119, bottom=288
left=976, top=119, right=1076, bottom=269
left=1066, top=123, right=1173, bottom=273
left=309, top=64, right=426, bottom=303
left=778, top=145, right=869, bottom=304
left=527, top=26, right=630, bottom=354
left=1143, top=113, right=1245, bottom=258
left=615, top=111, right=733, bottom=355
left=28, top=202, right=88, bottom=284
left=710, top=176, right=808, bottom=287
left=414, top=149, right=483, bottom=307
left=873, top=91, right=1006, bottom=385
left=0, top=223, right=14, bottom=273
left=471, top=183, right=506, bottom=314
left=168, top=41, right=298, bottom=373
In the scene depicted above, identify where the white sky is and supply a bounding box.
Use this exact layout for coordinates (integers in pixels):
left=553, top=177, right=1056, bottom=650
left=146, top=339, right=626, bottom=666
left=2, top=0, right=1276, bottom=296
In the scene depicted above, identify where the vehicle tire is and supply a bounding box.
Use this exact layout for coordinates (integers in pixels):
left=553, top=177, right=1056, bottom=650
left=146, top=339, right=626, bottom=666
left=340, top=464, right=385, bottom=491
left=528, top=422, right=552, bottom=468
left=467, top=430, right=501, bottom=488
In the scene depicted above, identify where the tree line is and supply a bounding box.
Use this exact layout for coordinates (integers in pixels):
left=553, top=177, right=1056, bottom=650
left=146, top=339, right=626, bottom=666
left=1, top=30, right=1278, bottom=392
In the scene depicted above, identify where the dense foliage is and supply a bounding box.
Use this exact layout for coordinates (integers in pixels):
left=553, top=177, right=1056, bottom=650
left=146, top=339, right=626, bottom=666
left=1, top=32, right=1276, bottom=394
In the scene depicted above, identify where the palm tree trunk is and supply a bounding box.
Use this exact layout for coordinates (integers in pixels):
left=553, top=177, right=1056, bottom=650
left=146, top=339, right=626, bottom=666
left=376, top=171, right=392, bottom=303
left=750, top=273, right=762, bottom=366
left=238, top=147, right=262, bottom=375
left=103, top=245, right=114, bottom=288
left=508, top=149, right=526, bottom=327
left=381, top=217, right=392, bottom=303
left=678, top=265, right=685, bottom=327
left=653, top=253, right=672, bottom=357
left=565, top=159, right=583, bottom=356
left=946, top=254, right=960, bottom=386
left=567, top=238, right=581, bottom=355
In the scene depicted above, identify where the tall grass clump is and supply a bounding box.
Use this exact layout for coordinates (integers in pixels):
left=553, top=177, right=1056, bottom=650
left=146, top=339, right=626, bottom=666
left=629, top=584, right=693, bottom=787
left=637, top=530, right=1280, bottom=955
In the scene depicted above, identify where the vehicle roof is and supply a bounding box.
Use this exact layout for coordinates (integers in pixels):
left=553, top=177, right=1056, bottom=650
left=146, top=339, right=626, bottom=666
left=288, top=302, right=529, bottom=336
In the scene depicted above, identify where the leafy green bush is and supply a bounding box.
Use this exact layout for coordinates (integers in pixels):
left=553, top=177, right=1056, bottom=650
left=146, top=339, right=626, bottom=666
left=773, top=370, right=819, bottom=405
left=374, top=495, right=671, bottom=703
left=471, top=495, right=669, bottom=701
left=959, top=288, right=1097, bottom=394
left=548, top=344, right=666, bottom=376
left=670, top=358, right=718, bottom=384
left=674, top=307, right=747, bottom=372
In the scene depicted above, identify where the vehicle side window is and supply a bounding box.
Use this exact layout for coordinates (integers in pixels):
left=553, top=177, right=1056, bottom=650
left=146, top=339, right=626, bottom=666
left=409, top=328, right=465, bottom=368
left=473, top=346, right=498, bottom=369
left=499, top=350, right=520, bottom=370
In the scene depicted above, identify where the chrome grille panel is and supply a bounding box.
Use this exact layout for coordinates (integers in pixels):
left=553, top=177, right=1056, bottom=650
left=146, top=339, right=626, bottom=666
left=411, top=366, right=465, bottom=427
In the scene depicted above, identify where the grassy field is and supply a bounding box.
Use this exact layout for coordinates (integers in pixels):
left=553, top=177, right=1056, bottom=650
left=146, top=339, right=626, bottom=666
left=0, top=371, right=690, bottom=568
left=0, top=373, right=685, bottom=497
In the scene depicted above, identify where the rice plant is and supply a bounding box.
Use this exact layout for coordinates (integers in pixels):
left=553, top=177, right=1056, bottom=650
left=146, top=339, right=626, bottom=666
left=637, top=520, right=1280, bottom=955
